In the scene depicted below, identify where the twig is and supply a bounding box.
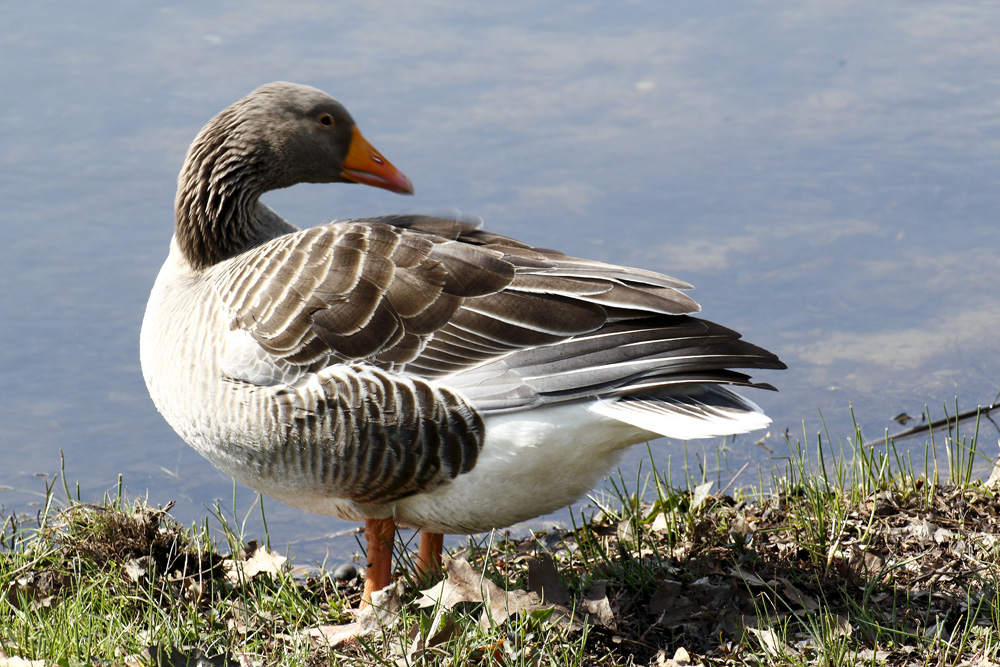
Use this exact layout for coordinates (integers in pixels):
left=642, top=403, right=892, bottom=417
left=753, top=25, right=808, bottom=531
left=718, top=461, right=750, bottom=498
left=864, top=400, right=1000, bottom=448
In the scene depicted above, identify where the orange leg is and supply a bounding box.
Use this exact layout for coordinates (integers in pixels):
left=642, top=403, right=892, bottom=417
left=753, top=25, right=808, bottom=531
left=416, top=531, right=444, bottom=577
left=361, top=518, right=396, bottom=607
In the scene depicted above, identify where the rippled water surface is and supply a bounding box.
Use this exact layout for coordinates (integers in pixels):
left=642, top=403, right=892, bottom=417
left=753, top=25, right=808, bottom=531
left=3, top=2, right=1000, bottom=562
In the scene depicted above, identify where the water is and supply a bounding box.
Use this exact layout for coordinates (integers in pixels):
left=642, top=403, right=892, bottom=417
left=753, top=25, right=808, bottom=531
left=2, top=2, right=999, bottom=564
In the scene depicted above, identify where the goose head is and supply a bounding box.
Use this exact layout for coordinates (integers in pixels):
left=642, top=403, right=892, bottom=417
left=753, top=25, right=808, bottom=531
left=174, top=81, right=413, bottom=270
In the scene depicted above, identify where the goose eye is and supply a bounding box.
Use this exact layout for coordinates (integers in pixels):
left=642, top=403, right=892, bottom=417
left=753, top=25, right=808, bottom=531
left=317, top=113, right=335, bottom=127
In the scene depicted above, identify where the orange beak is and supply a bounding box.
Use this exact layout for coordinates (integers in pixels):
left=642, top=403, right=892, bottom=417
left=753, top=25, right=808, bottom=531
left=339, top=126, right=414, bottom=195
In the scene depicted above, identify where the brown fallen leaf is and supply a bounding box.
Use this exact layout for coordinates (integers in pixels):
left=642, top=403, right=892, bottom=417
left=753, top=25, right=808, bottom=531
left=986, top=457, right=1000, bottom=489
left=0, top=650, right=48, bottom=667
left=417, top=557, right=585, bottom=630
left=652, top=577, right=734, bottom=632
left=671, top=646, right=693, bottom=665
left=746, top=626, right=793, bottom=658
left=777, top=577, right=818, bottom=612
left=651, top=646, right=694, bottom=667
left=418, top=557, right=542, bottom=626
left=857, top=648, right=892, bottom=663
left=302, top=578, right=405, bottom=647
left=907, top=518, right=935, bottom=542
left=844, top=543, right=884, bottom=580
left=733, top=571, right=769, bottom=589
left=124, top=556, right=151, bottom=583
left=933, top=526, right=955, bottom=544
left=416, top=557, right=497, bottom=611
left=691, top=481, right=714, bottom=510
left=648, top=579, right=684, bottom=614
left=582, top=580, right=616, bottom=630
left=390, top=616, right=460, bottom=664
left=524, top=552, right=569, bottom=605
left=224, top=543, right=287, bottom=585
left=827, top=613, right=853, bottom=639
left=730, top=513, right=753, bottom=538
left=650, top=511, right=670, bottom=532
left=8, top=570, right=71, bottom=610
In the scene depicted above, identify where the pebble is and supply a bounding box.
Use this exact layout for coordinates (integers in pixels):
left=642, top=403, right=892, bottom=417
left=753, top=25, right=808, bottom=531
left=333, top=563, right=357, bottom=581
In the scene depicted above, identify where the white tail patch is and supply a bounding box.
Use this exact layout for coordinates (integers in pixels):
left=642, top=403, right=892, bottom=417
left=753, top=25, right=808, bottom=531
left=589, top=389, right=771, bottom=440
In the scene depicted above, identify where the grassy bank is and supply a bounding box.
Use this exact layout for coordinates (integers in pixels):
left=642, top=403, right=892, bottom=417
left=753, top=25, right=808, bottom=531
left=2, top=413, right=999, bottom=666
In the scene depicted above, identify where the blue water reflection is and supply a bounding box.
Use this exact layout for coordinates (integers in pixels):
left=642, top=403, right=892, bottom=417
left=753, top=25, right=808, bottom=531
left=2, top=2, right=999, bottom=563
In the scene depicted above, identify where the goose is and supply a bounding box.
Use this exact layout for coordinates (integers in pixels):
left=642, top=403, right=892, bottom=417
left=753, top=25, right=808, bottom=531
left=140, top=82, right=785, bottom=606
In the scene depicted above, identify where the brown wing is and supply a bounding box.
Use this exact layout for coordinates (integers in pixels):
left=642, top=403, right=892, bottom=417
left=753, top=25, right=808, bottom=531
left=210, top=215, right=701, bottom=377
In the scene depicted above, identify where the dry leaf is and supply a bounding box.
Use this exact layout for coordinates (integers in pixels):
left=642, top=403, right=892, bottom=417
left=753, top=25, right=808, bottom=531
left=416, top=557, right=498, bottom=610
left=417, top=557, right=585, bottom=630
left=182, top=576, right=205, bottom=604
left=907, top=518, right=934, bottom=542
left=777, top=577, right=818, bottom=612
left=648, top=579, right=683, bottom=614
left=967, top=656, right=1000, bottom=667
left=652, top=646, right=694, bottom=667
left=691, top=481, right=713, bottom=509
left=746, top=626, right=791, bottom=658
left=124, top=556, right=150, bottom=583
left=730, top=513, right=753, bottom=537
left=582, top=580, right=616, bottom=630
left=8, top=570, right=70, bottom=609
left=933, top=527, right=955, bottom=544
left=391, top=616, right=459, bottom=664
left=303, top=579, right=405, bottom=647
left=617, top=518, right=637, bottom=542
left=525, top=552, right=569, bottom=605
left=857, top=648, right=891, bottom=663
left=224, top=545, right=287, bottom=584
left=844, top=543, right=883, bottom=579
left=481, top=582, right=545, bottom=627
left=827, top=613, right=853, bottom=639
left=735, top=571, right=769, bottom=588
left=985, top=453, right=1000, bottom=489
left=652, top=577, right=734, bottom=632
left=0, top=655, right=47, bottom=667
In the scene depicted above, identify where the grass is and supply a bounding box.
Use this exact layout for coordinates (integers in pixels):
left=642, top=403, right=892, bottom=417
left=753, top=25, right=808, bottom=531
left=2, top=407, right=1000, bottom=666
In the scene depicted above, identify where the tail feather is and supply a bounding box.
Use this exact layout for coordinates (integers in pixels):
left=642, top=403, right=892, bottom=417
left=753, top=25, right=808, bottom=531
left=589, top=385, right=771, bottom=440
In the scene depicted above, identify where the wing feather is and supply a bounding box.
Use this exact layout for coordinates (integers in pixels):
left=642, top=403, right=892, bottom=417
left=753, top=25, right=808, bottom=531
left=211, top=213, right=781, bottom=422
left=210, top=215, right=703, bottom=376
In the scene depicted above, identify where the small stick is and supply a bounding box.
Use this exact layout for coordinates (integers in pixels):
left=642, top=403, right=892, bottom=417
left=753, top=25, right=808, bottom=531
left=865, top=399, right=1000, bottom=448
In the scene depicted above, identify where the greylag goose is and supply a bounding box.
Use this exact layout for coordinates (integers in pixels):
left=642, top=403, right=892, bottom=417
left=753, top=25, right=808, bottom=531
left=140, top=82, right=785, bottom=605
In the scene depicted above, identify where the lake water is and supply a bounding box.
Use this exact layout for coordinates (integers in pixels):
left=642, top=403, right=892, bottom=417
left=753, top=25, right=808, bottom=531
left=3, top=2, right=1000, bottom=564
